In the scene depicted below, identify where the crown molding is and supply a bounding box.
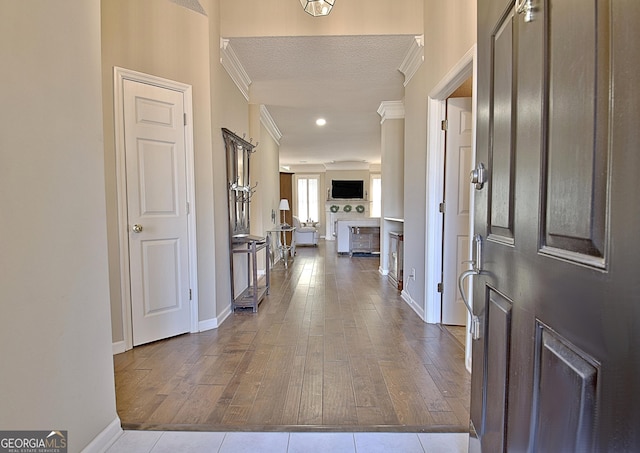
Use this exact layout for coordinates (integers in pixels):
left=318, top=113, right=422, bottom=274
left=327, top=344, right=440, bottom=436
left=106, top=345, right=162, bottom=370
left=260, top=105, right=282, bottom=145
left=377, top=101, right=405, bottom=124
left=220, top=38, right=251, bottom=101
left=398, top=35, right=424, bottom=87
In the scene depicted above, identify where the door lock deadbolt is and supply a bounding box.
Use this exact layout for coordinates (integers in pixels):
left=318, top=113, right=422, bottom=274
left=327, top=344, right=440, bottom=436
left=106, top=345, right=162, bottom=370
left=470, top=163, right=487, bottom=190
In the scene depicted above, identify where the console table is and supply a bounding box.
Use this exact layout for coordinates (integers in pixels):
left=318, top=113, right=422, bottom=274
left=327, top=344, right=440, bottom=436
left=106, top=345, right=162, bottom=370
left=349, top=226, right=381, bottom=256
left=267, top=226, right=296, bottom=269
left=231, top=235, right=270, bottom=312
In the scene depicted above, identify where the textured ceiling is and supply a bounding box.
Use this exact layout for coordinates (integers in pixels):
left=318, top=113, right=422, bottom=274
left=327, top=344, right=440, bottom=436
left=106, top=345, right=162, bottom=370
left=228, top=35, right=415, bottom=167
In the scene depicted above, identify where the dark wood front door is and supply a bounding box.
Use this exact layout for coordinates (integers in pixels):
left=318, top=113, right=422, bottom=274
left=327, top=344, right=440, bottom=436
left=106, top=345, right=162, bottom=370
left=471, top=0, right=640, bottom=451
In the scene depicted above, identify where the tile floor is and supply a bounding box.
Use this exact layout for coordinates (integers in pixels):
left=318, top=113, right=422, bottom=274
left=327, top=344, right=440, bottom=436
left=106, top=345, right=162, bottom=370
left=106, top=431, right=469, bottom=452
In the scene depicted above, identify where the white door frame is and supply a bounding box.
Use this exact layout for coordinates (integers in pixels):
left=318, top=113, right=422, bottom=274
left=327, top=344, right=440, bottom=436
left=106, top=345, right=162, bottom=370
left=424, top=45, right=477, bottom=371
left=114, top=67, right=199, bottom=351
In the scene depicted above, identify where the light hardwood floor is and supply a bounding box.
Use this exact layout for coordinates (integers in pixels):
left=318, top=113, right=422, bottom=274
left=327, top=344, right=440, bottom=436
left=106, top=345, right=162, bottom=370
left=114, top=240, right=470, bottom=432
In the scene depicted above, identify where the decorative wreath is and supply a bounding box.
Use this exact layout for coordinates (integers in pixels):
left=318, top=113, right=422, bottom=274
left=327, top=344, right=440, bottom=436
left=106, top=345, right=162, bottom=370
left=355, top=205, right=365, bottom=213
left=330, top=205, right=339, bottom=213
left=343, top=204, right=352, bottom=212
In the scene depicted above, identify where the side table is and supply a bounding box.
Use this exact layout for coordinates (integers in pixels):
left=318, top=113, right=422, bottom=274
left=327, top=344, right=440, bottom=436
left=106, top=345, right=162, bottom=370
left=267, top=226, right=296, bottom=269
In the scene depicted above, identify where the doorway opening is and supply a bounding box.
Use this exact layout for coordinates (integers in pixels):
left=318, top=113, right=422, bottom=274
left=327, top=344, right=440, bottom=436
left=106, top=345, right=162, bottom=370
left=424, top=46, right=477, bottom=371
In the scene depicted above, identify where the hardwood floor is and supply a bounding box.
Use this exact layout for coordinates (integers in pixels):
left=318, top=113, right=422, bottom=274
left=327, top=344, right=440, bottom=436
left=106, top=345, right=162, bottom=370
left=114, top=240, right=471, bottom=432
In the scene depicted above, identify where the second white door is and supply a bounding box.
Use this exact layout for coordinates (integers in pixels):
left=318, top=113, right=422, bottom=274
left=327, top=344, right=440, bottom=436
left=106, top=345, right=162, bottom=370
left=442, top=97, right=473, bottom=325
left=123, top=79, right=191, bottom=346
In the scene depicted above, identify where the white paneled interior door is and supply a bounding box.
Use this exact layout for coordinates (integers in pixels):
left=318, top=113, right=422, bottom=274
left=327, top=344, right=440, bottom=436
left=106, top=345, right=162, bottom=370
left=442, top=97, right=473, bottom=325
left=123, top=79, right=191, bottom=346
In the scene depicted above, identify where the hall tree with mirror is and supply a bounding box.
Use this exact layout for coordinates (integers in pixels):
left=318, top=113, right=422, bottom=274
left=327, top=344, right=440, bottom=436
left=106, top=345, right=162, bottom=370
left=222, top=128, right=269, bottom=312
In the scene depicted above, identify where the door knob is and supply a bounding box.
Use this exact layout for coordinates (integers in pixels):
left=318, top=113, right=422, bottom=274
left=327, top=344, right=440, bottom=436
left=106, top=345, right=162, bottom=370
left=132, top=224, right=143, bottom=233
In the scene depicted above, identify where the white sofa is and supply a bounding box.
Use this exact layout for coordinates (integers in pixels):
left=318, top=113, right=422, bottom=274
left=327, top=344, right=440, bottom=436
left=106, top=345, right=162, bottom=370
left=292, top=216, right=319, bottom=246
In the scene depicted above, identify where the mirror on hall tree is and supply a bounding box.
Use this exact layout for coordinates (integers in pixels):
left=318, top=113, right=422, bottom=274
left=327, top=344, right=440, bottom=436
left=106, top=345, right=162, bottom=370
left=222, top=128, right=256, bottom=240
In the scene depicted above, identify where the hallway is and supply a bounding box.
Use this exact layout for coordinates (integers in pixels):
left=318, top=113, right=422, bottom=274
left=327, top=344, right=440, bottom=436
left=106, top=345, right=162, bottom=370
left=114, top=240, right=470, bottom=432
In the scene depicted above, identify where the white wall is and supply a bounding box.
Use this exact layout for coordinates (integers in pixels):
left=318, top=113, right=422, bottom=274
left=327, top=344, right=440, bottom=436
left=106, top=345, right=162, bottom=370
left=0, top=1, right=118, bottom=451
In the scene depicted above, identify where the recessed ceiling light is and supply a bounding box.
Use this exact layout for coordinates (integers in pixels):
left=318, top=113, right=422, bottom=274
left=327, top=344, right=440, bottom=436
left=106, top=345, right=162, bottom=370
left=316, top=118, right=327, bottom=126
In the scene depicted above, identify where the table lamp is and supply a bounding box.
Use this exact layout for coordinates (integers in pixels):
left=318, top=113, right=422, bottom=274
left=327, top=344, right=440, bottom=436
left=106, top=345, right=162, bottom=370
left=279, top=199, right=290, bottom=227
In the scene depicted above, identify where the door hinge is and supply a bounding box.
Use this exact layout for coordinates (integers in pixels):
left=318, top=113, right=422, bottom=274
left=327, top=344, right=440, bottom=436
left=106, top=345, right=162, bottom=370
left=441, top=119, right=448, bottom=131
left=439, top=202, right=445, bottom=213
left=437, top=282, right=443, bottom=293
left=186, top=201, right=190, bottom=214
left=184, top=113, right=187, bottom=126
left=189, top=289, right=192, bottom=300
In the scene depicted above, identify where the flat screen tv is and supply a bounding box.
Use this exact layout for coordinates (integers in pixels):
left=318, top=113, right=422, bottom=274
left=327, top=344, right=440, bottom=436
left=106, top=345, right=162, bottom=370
left=332, top=180, right=364, bottom=199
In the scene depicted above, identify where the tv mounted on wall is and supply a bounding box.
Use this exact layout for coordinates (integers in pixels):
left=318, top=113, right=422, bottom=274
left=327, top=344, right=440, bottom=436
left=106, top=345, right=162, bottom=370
left=331, top=180, right=364, bottom=199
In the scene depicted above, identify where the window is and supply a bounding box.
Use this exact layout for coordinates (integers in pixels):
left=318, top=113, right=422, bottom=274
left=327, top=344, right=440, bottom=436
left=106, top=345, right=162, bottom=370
left=296, top=175, right=320, bottom=222
left=370, top=174, right=382, bottom=217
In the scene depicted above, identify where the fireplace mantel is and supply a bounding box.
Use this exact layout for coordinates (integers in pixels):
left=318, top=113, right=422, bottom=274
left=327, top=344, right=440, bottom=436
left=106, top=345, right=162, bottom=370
left=325, top=200, right=370, bottom=240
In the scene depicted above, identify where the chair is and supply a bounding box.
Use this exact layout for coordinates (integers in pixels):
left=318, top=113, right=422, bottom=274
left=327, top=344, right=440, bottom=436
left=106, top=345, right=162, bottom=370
left=292, top=216, right=319, bottom=246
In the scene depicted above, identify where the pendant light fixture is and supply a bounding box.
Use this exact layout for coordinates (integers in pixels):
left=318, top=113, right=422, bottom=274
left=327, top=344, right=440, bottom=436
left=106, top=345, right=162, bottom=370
left=299, top=0, right=335, bottom=17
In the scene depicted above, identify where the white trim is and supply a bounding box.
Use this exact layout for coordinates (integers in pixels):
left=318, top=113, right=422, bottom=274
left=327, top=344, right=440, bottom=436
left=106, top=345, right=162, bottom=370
left=113, top=67, right=200, bottom=351
left=379, top=267, right=389, bottom=276
left=401, top=289, right=426, bottom=321
left=398, top=35, right=425, bottom=86
left=112, top=341, right=126, bottom=355
left=220, top=38, right=251, bottom=101
left=199, top=305, right=232, bottom=332
left=80, top=417, right=122, bottom=453
left=425, top=98, right=447, bottom=324
left=377, top=101, right=405, bottom=124
left=424, top=45, right=477, bottom=370
left=260, top=105, right=282, bottom=145
left=429, top=46, right=476, bottom=99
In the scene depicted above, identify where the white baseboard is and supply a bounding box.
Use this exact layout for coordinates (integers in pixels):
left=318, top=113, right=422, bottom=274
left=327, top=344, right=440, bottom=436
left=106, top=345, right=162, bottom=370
left=401, top=290, right=426, bottom=321
left=379, top=266, right=389, bottom=275
left=112, top=341, right=126, bottom=355
left=198, top=304, right=232, bottom=332
left=81, top=417, right=122, bottom=453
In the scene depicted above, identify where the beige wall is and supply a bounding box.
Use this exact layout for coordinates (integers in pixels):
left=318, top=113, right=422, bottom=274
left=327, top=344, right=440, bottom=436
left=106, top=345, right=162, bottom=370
left=248, top=105, right=282, bottom=270
left=101, top=0, right=255, bottom=333
left=380, top=117, right=405, bottom=272
left=220, top=0, right=423, bottom=37
left=381, top=119, right=405, bottom=220
left=0, top=1, right=118, bottom=450
left=100, top=0, right=285, bottom=330
left=402, top=0, right=477, bottom=312
left=208, top=4, right=251, bottom=317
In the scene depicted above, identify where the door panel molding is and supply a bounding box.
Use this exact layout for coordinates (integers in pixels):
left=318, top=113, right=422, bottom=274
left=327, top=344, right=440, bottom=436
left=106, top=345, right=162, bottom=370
left=488, top=8, right=516, bottom=245
left=481, top=288, right=513, bottom=453
left=540, top=0, right=611, bottom=268
left=114, top=67, right=199, bottom=351
left=532, top=321, right=599, bottom=452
